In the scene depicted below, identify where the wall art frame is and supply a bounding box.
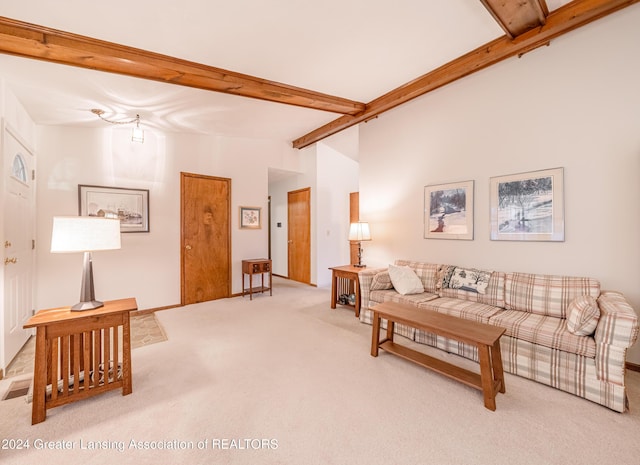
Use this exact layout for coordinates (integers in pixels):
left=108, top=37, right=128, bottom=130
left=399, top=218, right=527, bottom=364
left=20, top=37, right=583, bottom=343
left=239, top=206, right=261, bottom=229
left=489, top=167, right=564, bottom=241
left=424, top=180, right=474, bottom=240
left=78, top=184, right=150, bottom=233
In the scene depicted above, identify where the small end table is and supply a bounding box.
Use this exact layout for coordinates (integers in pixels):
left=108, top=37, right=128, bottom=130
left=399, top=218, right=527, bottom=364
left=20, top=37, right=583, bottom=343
left=242, top=259, right=272, bottom=300
left=24, top=297, right=136, bottom=424
left=329, top=265, right=363, bottom=317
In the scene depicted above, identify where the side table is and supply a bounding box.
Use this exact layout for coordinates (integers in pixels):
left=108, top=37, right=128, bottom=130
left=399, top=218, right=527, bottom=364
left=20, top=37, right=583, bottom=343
left=242, top=259, right=272, bottom=300
left=23, top=297, right=137, bottom=424
left=329, top=265, right=362, bottom=317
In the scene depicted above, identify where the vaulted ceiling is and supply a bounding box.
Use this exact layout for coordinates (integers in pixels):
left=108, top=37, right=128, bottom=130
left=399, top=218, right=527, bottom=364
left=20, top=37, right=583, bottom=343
left=0, top=0, right=636, bottom=149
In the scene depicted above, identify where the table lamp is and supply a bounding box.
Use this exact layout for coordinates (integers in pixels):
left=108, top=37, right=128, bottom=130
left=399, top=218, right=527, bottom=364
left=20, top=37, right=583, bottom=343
left=348, top=222, right=371, bottom=268
left=50, top=216, right=121, bottom=311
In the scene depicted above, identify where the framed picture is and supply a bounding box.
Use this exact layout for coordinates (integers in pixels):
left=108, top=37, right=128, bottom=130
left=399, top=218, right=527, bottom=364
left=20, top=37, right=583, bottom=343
left=424, top=180, right=474, bottom=240
left=78, top=184, right=150, bottom=233
left=490, top=167, right=564, bottom=241
left=239, top=206, right=261, bottom=229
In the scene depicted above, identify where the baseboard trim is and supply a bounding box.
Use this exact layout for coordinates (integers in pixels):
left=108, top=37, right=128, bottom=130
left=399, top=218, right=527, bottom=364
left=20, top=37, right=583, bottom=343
left=131, top=304, right=181, bottom=315
left=626, top=362, right=640, bottom=373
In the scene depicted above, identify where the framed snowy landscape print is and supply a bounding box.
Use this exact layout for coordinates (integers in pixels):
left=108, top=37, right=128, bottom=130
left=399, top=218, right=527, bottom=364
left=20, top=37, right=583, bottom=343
left=490, top=167, right=564, bottom=241
left=424, top=180, right=474, bottom=240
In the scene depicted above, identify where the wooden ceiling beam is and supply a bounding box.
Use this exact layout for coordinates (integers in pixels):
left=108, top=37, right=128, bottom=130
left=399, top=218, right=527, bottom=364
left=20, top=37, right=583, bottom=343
left=293, top=0, right=639, bottom=149
left=480, top=0, right=547, bottom=38
left=0, top=16, right=366, bottom=116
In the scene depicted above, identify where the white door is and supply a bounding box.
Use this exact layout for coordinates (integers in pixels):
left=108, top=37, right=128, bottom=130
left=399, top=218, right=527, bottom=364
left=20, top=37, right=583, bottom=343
left=2, top=124, right=35, bottom=371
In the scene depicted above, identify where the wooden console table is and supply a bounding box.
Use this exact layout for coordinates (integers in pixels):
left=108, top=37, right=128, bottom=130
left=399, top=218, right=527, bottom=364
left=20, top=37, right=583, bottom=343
left=370, top=301, right=506, bottom=411
left=329, top=265, right=362, bottom=317
left=242, top=259, right=272, bottom=300
left=23, top=297, right=137, bottom=424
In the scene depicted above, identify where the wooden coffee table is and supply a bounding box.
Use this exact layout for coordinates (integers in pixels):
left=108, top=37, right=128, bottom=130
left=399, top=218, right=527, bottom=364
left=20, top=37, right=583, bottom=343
left=370, top=301, right=506, bottom=411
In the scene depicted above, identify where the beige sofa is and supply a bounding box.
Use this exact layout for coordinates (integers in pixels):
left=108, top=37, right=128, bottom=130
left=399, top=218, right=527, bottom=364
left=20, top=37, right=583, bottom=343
left=358, top=260, right=639, bottom=412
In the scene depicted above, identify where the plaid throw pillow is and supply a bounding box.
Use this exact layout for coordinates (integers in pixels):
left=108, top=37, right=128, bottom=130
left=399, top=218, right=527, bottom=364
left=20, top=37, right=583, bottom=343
left=566, top=295, right=600, bottom=336
left=370, top=271, right=394, bottom=290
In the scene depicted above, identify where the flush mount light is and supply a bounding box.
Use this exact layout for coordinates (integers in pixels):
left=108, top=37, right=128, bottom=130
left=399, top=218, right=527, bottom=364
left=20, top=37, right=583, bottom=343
left=91, top=108, right=144, bottom=143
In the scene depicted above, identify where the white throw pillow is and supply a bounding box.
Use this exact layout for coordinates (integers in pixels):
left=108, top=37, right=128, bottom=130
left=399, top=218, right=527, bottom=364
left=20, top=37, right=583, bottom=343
left=566, top=295, right=600, bottom=336
left=388, top=264, right=424, bottom=295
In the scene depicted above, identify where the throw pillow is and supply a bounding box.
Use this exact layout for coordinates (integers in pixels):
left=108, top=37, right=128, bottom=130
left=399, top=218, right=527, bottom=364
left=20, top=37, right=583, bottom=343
left=566, top=295, right=600, bottom=336
left=441, top=266, right=492, bottom=295
left=388, top=264, right=424, bottom=295
left=370, top=271, right=394, bottom=290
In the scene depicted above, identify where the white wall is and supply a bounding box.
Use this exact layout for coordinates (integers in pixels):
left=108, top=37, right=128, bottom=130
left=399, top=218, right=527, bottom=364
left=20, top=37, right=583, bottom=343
left=268, top=135, right=359, bottom=287
left=358, top=7, right=640, bottom=363
left=316, top=142, right=359, bottom=287
left=35, top=125, right=300, bottom=311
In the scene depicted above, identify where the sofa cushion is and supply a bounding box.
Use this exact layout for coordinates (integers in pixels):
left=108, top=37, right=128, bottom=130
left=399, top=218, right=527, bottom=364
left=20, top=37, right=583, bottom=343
left=394, top=260, right=440, bottom=293
left=388, top=264, right=424, bottom=295
left=489, top=309, right=596, bottom=358
left=370, top=271, right=394, bottom=290
left=439, top=267, right=506, bottom=308
left=504, top=272, right=600, bottom=318
left=369, top=289, right=439, bottom=307
left=566, top=296, right=600, bottom=336
left=418, top=297, right=503, bottom=324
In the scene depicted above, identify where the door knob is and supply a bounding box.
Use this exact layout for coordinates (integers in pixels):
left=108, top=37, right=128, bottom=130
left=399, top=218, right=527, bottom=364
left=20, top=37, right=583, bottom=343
left=185, top=245, right=192, bottom=250
left=4, top=257, right=17, bottom=265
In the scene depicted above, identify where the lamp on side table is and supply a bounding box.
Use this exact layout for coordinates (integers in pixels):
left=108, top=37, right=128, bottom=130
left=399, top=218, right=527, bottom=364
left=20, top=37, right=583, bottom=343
left=348, top=222, right=371, bottom=268
left=50, top=216, right=121, bottom=310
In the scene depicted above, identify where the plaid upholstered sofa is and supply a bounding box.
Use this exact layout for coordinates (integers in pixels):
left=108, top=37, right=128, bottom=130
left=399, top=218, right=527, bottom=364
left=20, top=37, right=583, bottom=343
left=358, top=260, right=639, bottom=412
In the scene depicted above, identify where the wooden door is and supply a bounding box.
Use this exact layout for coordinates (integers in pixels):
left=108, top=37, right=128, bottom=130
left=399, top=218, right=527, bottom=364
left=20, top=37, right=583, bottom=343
left=349, top=192, right=360, bottom=265
left=181, top=173, right=231, bottom=305
left=2, top=125, right=35, bottom=371
left=287, top=187, right=311, bottom=284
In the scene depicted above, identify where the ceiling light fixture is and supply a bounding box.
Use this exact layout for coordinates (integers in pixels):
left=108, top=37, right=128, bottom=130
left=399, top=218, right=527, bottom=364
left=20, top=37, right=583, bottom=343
left=91, top=108, right=144, bottom=143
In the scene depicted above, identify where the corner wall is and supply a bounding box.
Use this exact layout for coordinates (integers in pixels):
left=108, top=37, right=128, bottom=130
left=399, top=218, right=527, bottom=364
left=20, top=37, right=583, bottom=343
left=358, top=7, right=640, bottom=362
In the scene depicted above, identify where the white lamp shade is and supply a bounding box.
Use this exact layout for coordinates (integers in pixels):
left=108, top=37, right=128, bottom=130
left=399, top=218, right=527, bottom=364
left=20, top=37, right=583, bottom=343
left=348, top=222, right=371, bottom=241
left=51, top=216, right=121, bottom=253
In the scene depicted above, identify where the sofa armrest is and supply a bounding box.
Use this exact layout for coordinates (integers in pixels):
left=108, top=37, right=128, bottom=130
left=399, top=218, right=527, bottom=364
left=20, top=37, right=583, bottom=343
left=594, top=291, right=639, bottom=385
left=358, top=267, right=386, bottom=320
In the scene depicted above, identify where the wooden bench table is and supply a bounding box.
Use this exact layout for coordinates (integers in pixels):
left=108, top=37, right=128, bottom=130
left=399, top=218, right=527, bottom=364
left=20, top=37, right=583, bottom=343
left=370, top=301, right=506, bottom=411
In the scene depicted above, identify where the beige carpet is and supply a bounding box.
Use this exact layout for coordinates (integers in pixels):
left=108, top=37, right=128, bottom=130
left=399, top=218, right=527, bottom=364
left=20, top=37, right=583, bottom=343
left=0, top=277, right=638, bottom=465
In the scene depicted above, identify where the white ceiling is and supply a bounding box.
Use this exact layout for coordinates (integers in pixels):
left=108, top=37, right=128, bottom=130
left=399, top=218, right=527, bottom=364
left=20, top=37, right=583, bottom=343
left=0, top=0, right=571, bottom=144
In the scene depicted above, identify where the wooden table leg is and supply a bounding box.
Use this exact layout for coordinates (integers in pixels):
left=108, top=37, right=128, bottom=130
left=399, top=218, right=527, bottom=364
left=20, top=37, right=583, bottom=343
left=386, top=319, right=395, bottom=341
left=491, top=339, right=506, bottom=394
left=371, top=312, right=381, bottom=357
left=122, top=316, right=133, bottom=396
left=32, top=328, right=47, bottom=425
left=330, top=272, right=337, bottom=309
left=478, top=344, right=497, bottom=411
left=354, top=281, right=360, bottom=318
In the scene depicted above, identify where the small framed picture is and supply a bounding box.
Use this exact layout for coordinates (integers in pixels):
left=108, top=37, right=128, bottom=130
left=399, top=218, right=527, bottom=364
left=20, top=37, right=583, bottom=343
left=424, top=180, right=474, bottom=240
left=239, top=206, right=261, bottom=229
left=78, top=184, right=149, bottom=233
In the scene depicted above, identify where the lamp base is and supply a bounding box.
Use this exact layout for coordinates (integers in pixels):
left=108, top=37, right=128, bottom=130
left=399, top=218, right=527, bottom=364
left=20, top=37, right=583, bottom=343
left=71, top=300, right=104, bottom=311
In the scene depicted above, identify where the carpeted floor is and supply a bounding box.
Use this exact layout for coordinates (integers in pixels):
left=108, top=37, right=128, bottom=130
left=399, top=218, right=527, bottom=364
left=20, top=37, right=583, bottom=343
left=0, top=277, right=638, bottom=465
